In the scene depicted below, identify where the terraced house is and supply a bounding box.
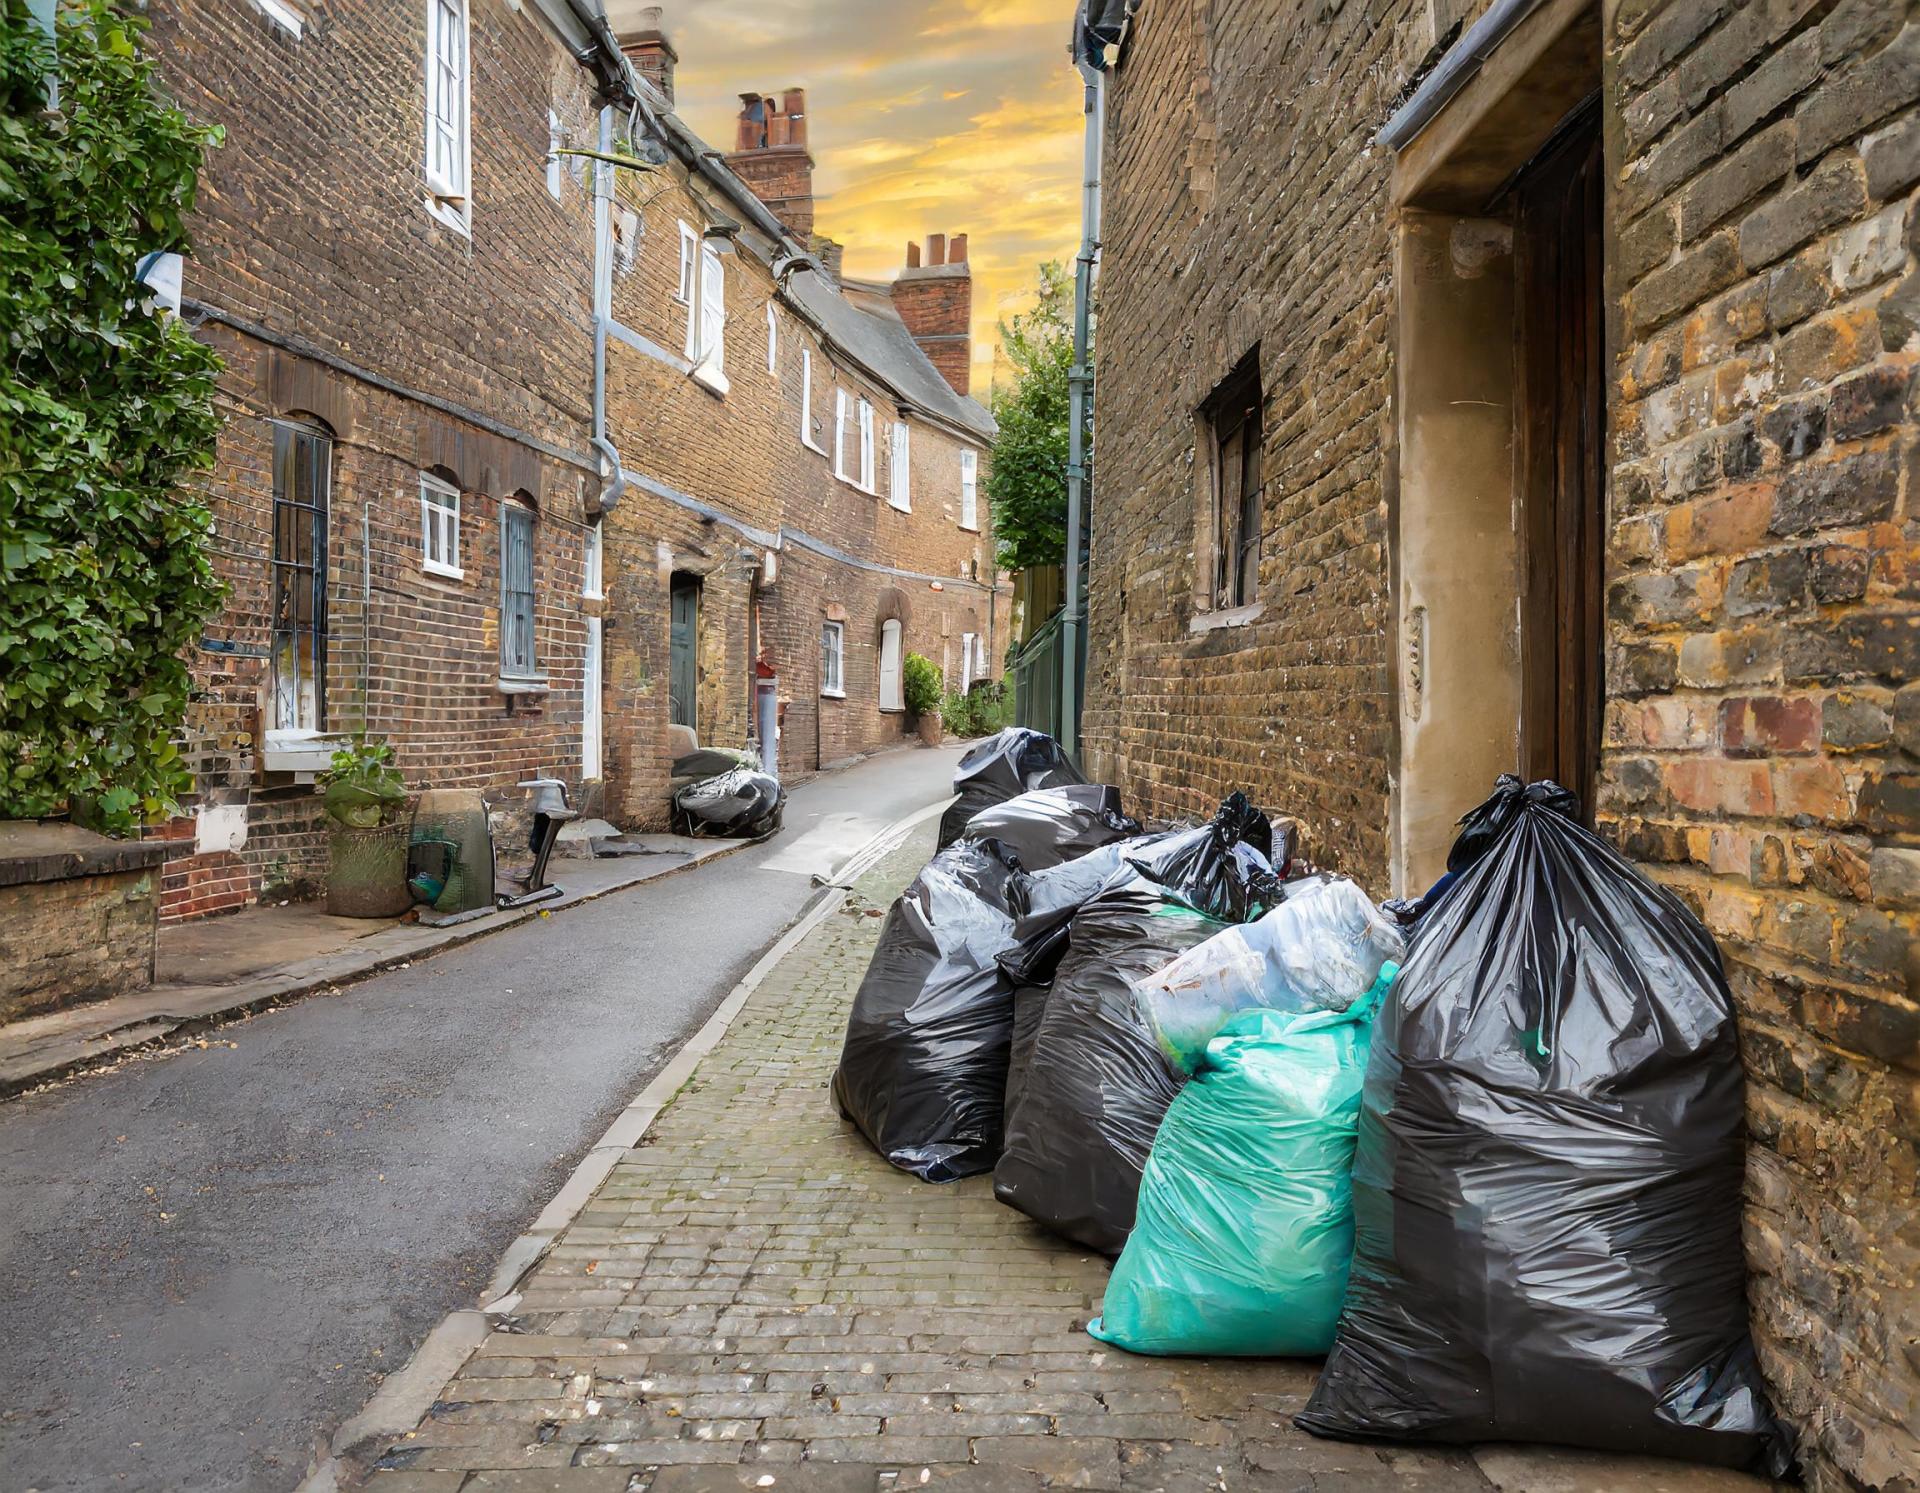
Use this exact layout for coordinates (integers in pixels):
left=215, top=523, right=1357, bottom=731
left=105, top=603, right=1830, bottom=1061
left=143, top=0, right=1000, bottom=919
left=1077, top=0, right=1919, bottom=1486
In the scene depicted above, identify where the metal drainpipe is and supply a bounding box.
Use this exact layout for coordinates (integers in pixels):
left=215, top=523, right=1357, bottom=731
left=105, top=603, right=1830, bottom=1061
left=592, top=107, right=614, bottom=490
left=1062, top=61, right=1104, bottom=760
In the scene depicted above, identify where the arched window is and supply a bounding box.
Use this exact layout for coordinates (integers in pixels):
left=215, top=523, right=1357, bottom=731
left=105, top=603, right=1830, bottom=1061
left=878, top=619, right=903, bottom=711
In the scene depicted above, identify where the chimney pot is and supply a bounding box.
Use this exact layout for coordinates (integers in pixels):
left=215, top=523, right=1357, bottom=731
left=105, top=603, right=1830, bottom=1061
left=722, top=87, right=815, bottom=238
left=618, top=9, right=679, bottom=107
left=891, top=230, right=975, bottom=396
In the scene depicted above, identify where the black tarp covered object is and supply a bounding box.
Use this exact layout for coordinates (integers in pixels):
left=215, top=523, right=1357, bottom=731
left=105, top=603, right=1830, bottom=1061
left=958, top=784, right=1141, bottom=870
left=671, top=766, right=785, bottom=838
left=1298, top=777, right=1792, bottom=1476
left=993, top=795, right=1285, bottom=1255
left=830, top=838, right=1028, bottom=1183
left=938, top=728, right=1085, bottom=850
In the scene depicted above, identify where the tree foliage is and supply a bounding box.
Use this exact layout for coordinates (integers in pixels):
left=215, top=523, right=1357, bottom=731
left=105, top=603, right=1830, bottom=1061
left=988, top=261, right=1076, bottom=573
left=902, top=652, right=942, bottom=718
left=0, top=2, right=225, bottom=831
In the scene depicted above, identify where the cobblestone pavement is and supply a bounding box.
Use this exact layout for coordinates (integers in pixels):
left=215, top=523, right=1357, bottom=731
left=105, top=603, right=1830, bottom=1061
left=359, top=827, right=1767, bottom=1493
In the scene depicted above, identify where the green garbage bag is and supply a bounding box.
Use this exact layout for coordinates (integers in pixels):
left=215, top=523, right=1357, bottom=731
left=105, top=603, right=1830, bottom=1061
left=1086, top=965, right=1392, bottom=1358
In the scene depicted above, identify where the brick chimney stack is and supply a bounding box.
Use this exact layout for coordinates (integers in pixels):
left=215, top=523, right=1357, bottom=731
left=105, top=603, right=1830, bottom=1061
left=890, top=233, right=973, bottom=395
left=723, top=89, right=814, bottom=239
left=618, top=6, right=677, bottom=106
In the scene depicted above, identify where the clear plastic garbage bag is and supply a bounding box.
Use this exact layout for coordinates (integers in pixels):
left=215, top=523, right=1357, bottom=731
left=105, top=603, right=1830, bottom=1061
left=1136, top=878, right=1405, bottom=1072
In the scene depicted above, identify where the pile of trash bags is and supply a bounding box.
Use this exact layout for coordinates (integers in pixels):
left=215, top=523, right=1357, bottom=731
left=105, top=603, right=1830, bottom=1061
left=831, top=743, right=1791, bottom=1477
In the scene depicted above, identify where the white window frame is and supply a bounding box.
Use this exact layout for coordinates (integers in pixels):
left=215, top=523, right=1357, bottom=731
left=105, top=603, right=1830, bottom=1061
left=878, top=619, right=904, bottom=711
left=766, top=303, right=778, bottom=375
left=800, top=349, right=825, bottom=453
left=857, top=398, right=876, bottom=493
left=675, top=221, right=697, bottom=304
left=820, top=621, right=845, bottom=698
left=423, top=0, right=471, bottom=233
left=975, top=632, right=989, bottom=678
left=253, top=0, right=304, bottom=36
left=687, top=240, right=727, bottom=393
left=833, top=388, right=850, bottom=480
left=419, top=472, right=463, bottom=579
left=582, top=520, right=604, bottom=600
left=959, top=448, right=979, bottom=530
left=546, top=110, right=564, bottom=201
left=961, top=631, right=976, bottom=692
left=888, top=421, right=911, bottom=511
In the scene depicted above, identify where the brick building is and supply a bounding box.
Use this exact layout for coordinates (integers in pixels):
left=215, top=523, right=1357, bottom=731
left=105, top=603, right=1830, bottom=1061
left=1079, top=0, right=1917, bottom=1486
left=143, top=0, right=1000, bottom=917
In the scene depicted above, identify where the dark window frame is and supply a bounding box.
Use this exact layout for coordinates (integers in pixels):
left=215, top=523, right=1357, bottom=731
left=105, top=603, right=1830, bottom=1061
left=270, top=417, right=332, bottom=732
left=1203, top=354, right=1264, bottom=611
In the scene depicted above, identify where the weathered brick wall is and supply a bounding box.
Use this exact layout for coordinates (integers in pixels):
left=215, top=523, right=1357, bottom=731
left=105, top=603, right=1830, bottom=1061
left=1600, top=3, right=1920, bottom=1485
left=145, top=0, right=602, bottom=917
left=1084, top=0, right=1437, bottom=880
left=1091, top=0, right=1918, bottom=1483
left=0, top=868, right=160, bottom=1023
left=600, top=161, right=1004, bottom=827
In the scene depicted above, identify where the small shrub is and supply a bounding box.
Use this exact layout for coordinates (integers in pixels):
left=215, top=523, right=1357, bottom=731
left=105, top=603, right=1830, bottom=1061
left=941, top=683, right=1011, bottom=739
left=903, top=652, right=942, bottom=717
left=318, top=735, right=407, bottom=828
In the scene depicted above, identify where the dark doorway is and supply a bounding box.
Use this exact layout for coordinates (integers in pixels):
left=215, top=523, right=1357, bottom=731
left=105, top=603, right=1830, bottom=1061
left=1513, top=107, right=1604, bottom=813
left=669, top=573, right=700, bottom=733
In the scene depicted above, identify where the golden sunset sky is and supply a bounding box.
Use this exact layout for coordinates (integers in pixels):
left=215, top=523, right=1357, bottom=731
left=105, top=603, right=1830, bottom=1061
left=609, top=0, right=1085, bottom=395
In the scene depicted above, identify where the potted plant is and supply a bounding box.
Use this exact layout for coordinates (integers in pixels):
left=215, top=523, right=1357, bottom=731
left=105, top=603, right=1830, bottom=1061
left=319, top=734, right=412, bottom=917
left=903, top=653, right=943, bottom=746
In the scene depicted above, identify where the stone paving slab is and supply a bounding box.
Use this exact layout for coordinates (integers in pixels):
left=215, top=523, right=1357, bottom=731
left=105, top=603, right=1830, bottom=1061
left=360, top=826, right=1780, bottom=1493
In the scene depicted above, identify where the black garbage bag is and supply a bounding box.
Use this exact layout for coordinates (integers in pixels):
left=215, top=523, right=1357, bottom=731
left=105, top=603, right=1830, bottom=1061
left=672, top=766, right=784, bottom=838
left=958, top=784, right=1141, bottom=870
left=1298, top=777, right=1792, bottom=1476
left=830, top=838, right=1029, bottom=1183
left=938, top=728, right=1084, bottom=849
left=993, top=795, right=1284, bottom=1255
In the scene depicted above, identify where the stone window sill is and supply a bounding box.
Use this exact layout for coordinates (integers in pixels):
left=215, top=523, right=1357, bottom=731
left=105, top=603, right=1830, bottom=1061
left=497, top=677, right=550, bottom=696
left=1189, top=601, right=1264, bottom=634
left=820, top=688, right=846, bottom=701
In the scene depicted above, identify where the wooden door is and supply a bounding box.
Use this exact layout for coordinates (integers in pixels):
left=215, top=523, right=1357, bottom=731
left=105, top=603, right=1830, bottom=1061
left=669, top=575, right=699, bottom=732
left=1515, top=112, right=1605, bottom=813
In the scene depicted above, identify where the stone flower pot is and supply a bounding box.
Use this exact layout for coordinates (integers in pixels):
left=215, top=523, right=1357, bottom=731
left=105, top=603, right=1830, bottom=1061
left=327, top=821, right=413, bottom=918
left=915, top=711, right=943, bottom=747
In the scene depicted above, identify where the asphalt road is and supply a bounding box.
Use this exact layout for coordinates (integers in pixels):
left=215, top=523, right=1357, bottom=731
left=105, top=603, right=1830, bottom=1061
left=0, top=743, right=963, bottom=1493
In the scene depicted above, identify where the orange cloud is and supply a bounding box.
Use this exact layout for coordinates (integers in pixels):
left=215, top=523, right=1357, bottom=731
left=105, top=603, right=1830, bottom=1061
left=620, top=0, right=1083, bottom=396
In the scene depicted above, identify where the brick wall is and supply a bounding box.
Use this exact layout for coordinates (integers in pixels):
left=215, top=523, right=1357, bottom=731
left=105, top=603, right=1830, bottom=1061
left=145, top=0, right=601, bottom=918
left=599, top=160, right=1004, bottom=829
left=1084, top=0, right=1418, bottom=883
left=1601, top=3, right=1920, bottom=1485
left=1089, top=0, right=1920, bottom=1485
